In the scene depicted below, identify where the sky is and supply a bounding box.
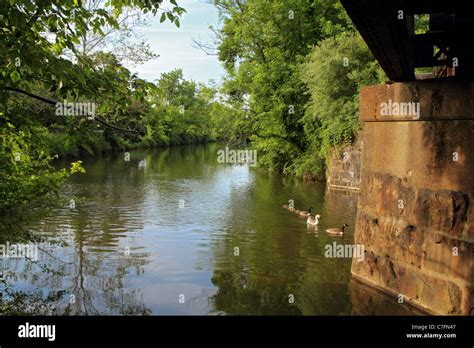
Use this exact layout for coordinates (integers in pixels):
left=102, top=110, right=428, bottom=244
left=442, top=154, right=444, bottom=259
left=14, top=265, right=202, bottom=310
left=132, top=0, right=225, bottom=85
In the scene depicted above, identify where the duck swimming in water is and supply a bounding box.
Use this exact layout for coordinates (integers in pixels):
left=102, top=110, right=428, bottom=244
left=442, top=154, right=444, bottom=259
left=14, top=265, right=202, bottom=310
left=326, top=223, right=348, bottom=235
left=307, top=214, right=320, bottom=226
left=283, top=202, right=314, bottom=218
left=298, top=207, right=313, bottom=218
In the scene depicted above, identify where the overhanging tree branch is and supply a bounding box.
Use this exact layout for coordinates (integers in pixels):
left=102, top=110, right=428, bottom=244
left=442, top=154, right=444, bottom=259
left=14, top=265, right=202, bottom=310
left=4, top=87, right=141, bottom=134
left=5, top=87, right=57, bottom=105
left=254, top=132, right=303, bottom=153
left=192, top=35, right=218, bottom=56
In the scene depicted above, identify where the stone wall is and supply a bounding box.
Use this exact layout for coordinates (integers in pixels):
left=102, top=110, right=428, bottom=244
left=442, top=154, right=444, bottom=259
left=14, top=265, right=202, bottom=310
left=326, top=137, right=362, bottom=191
left=350, top=278, right=426, bottom=315
left=352, top=78, right=474, bottom=315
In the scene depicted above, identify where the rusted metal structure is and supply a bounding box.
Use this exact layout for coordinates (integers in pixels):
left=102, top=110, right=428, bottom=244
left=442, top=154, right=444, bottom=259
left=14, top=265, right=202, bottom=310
left=341, top=0, right=474, bottom=81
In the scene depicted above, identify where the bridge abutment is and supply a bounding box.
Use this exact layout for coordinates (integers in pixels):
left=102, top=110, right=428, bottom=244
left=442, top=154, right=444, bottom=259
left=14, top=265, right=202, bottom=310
left=352, top=78, right=474, bottom=314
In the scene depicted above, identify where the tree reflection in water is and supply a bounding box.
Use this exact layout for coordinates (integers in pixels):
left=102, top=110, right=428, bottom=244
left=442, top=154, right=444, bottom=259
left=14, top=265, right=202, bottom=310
left=1, top=145, right=421, bottom=315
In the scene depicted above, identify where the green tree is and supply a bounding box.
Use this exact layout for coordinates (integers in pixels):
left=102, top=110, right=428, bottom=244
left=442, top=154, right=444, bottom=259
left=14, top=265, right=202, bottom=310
left=299, top=31, right=385, bottom=166
left=0, top=0, right=183, bottom=218
left=214, top=0, right=352, bottom=172
left=145, top=69, right=217, bottom=146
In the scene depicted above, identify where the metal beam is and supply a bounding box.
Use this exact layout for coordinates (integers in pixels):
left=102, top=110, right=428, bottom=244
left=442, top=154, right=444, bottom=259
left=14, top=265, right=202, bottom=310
left=341, top=0, right=474, bottom=81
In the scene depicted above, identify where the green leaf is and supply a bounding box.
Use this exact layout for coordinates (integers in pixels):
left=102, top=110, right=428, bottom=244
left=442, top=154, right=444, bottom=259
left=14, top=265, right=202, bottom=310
left=71, top=36, right=80, bottom=44
left=70, top=161, right=86, bottom=174
left=160, top=12, right=166, bottom=23
left=10, top=70, right=21, bottom=83
left=80, top=143, right=94, bottom=155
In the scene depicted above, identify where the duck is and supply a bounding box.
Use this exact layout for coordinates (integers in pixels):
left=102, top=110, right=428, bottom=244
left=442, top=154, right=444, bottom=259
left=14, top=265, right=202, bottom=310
left=307, top=214, right=320, bottom=226
left=298, top=206, right=313, bottom=218
left=326, top=223, right=348, bottom=235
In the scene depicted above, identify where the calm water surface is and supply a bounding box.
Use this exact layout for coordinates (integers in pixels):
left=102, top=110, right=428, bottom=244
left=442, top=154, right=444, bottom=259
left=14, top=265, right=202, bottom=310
left=2, top=144, right=418, bottom=315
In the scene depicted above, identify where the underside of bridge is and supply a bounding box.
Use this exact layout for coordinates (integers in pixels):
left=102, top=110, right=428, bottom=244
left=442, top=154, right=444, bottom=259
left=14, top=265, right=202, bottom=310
left=341, top=0, right=474, bottom=81
left=341, top=0, right=474, bottom=314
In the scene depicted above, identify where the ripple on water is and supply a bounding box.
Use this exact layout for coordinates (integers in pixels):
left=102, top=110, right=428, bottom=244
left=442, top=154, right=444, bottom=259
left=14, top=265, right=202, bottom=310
left=4, top=146, right=412, bottom=315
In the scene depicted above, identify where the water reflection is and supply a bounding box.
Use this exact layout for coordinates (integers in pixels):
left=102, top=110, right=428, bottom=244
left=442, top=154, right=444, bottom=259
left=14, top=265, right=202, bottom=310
left=1, top=144, right=418, bottom=315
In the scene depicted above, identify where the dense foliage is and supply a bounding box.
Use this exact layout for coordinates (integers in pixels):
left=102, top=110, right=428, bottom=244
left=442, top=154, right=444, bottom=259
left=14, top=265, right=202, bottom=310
left=1, top=0, right=386, bottom=224
left=299, top=31, right=385, bottom=167
left=144, top=69, right=232, bottom=147
left=0, top=0, right=217, bottom=216
left=212, top=0, right=385, bottom=176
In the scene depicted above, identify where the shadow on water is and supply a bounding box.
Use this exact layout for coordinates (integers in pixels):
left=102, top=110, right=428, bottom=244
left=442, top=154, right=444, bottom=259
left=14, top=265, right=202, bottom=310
left=0, top=144, right=419, bottom=315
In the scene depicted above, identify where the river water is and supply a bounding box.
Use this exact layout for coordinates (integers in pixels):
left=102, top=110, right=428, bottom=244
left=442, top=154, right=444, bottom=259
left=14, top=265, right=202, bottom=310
left=1, top=144, right=419, bottom=315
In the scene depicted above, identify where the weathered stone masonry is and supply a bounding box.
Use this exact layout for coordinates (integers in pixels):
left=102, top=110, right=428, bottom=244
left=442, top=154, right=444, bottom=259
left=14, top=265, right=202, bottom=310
left=351, top=78, right=474, bottom=315
left=326, top=137, right=362, bottom=192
